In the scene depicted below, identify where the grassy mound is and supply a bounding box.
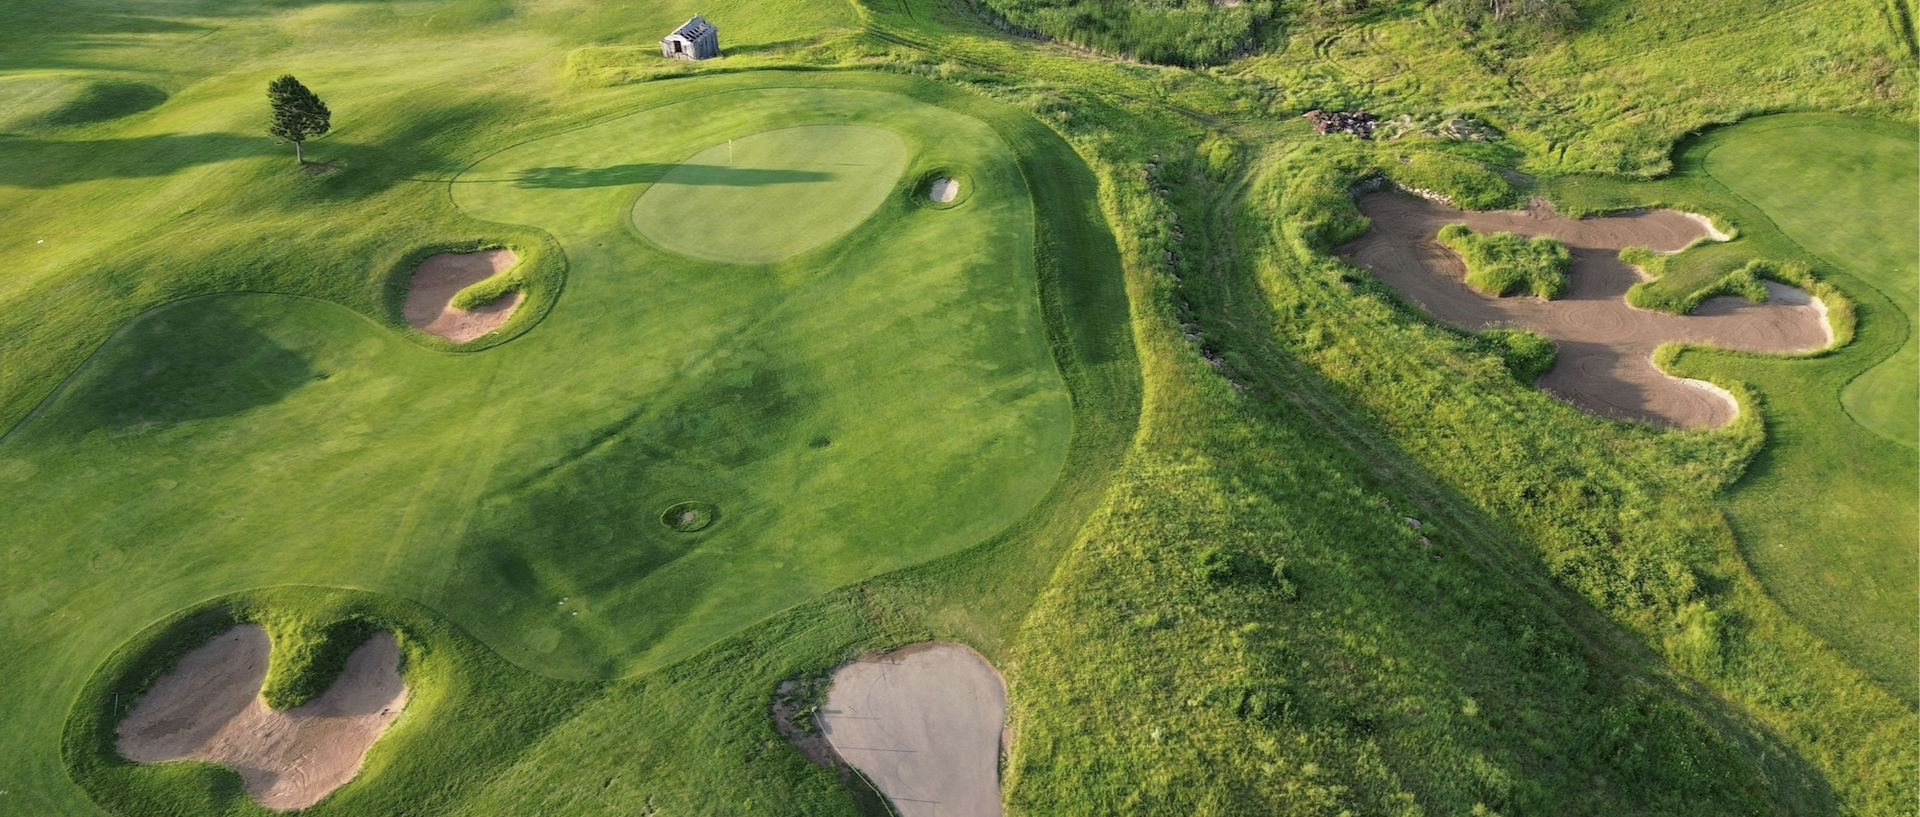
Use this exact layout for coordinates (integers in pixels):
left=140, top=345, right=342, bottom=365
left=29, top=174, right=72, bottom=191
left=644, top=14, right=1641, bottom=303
left=1481, top=327, right=1557, bottom=381
left=1437, top=223, right=1570, bottom=298
left=0, top=75, right=165, bottom=132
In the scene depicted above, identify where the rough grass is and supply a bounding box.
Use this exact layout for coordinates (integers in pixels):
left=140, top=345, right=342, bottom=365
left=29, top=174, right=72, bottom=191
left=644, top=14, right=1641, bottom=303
left=1438, top=223, right=1570, bottom=298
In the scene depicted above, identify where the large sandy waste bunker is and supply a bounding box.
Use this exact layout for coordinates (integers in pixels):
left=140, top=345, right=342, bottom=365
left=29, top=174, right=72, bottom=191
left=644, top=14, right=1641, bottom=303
left=116, top=624, right=408, bottom=811
left=817, top=643, right=1007, bottom=817
left=403, top=248, right=522, bottom=342
left=1338, top=192, right=1830, bottom=428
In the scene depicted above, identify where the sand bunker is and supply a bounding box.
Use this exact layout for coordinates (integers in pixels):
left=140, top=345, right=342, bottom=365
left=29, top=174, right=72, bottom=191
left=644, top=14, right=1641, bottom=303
left=116, top=625, right=408, bottom=811
left=1338, top=192, right=1830, bottom=428
left=930, top=177, right=960, bottom=203
left=818, top=643, right=1006, bottom=817
left=403, top=249, right=522, bottom=343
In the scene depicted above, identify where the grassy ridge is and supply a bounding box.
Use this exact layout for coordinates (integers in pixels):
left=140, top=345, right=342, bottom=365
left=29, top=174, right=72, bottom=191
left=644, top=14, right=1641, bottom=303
left=997, top=110, right=1843, bottom=813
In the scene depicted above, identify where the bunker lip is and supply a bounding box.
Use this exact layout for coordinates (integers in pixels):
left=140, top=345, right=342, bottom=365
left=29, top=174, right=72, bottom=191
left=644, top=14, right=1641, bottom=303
left=930, top=177, right=960, bottom=203
left=815, top=642, right=1007, bottom=817
left=403, top=248, right=522, bottom=343
left=1337, top=191, right=1831, bottom=428
left=115, top=624, right=408, bottom=812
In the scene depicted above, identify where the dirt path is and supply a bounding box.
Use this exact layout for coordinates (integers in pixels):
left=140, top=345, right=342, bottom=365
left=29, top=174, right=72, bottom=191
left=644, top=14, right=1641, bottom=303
left=403, top=249, right=522, bottom=343
left=818, top=643, right=1007, bottom=817
left=116, top=624, right=408, bottom=811
left=1337, top=192, right=1829, bottom=427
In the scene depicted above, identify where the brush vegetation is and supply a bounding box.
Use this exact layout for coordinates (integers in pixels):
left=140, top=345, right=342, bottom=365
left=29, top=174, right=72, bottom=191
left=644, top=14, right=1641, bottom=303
left=1438, top=224, right=1570, bottom=298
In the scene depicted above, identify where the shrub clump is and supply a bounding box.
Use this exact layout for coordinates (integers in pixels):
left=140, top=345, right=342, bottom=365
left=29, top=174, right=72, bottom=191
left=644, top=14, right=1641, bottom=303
left=1438, top=224, right=1570, bottom=298
left=1480, top=328, right=1557, bottom=381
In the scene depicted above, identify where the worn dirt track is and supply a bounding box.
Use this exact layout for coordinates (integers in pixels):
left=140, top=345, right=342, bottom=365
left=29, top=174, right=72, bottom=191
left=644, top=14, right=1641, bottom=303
left=116, top=625, right=408, bottom=811
left=403, top=248, right=522, bottom=342
left=818, top=642, right=1007, bottom=817
left=1337, top=192, right=1830, bottom=427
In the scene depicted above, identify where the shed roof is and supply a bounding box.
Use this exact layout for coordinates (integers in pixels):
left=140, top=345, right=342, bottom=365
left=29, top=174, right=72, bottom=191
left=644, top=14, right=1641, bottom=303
left=667, top=15, right=713, bottom=39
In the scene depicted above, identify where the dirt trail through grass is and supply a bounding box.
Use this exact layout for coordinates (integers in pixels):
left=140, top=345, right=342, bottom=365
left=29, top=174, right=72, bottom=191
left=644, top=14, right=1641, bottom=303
left=1340, top=192, right=1829, bottom=427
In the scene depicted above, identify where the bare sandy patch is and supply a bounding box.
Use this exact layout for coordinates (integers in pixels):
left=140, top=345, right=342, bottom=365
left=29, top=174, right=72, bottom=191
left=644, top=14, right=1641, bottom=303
left=1679, top=211, right=1732, bottom=243
left=1337, top=192, right=1829, bottom=428
left=817, top=642, right=1006, bottom=817
left=403, top=249, right=522, bottom=343
left=117, top=625, right=408, bottom=812
left=930, top=177, right=960, bottom=203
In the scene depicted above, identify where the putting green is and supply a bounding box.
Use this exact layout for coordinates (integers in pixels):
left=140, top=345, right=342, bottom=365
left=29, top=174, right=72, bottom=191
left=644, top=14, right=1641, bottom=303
left=1704, top=118, right=1919, bottom=447
left=631, top=125, right=910, bottom=264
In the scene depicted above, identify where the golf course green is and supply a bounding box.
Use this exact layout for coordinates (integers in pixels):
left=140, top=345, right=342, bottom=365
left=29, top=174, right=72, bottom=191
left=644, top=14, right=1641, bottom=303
left=1701, top=117, right=1918, bottom=448
left=629, top=124, right=911, bottom=263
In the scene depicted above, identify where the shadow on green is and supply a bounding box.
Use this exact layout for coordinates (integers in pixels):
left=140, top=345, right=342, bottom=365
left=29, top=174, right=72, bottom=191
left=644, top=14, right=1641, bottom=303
left=511, top=163, right=832, bottom=189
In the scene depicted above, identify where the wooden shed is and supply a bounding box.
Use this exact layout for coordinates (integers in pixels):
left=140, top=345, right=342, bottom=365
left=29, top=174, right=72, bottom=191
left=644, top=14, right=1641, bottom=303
left=661, top=16, right=720, bottom=60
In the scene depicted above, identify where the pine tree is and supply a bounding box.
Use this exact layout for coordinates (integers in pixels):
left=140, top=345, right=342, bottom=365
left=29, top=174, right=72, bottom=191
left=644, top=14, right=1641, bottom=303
left=267, top=75, right=331, bottom=164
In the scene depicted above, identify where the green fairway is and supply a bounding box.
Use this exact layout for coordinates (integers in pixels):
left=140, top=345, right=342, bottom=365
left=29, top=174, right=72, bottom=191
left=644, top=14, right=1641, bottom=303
left=630, top=124, right=910, bottom=264
left=1701, top=118, right=1919, bottom=448
left=0, top=80, right=1069, bottom=682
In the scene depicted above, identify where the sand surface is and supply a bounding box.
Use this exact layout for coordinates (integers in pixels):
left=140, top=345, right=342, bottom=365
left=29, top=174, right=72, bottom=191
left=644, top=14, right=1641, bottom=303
left=403, top=249, right=523, bottom=343
left=117, top=625, right=408, bottom=811
left=930, top=177, right=960, bottom=203
left=1338, top=192, right=1829, bottom=428
left=818, top=643, right=1006, bottom=817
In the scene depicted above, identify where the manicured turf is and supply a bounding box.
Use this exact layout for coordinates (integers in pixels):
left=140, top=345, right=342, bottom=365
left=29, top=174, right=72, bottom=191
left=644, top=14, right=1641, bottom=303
left=2, top=80, right=1069, bottom=686
left=1701, top=119, right=1919, bottom=448
left=629, top=124, right=910, bottom=264
left=0, top=66, right=1133, bottom=815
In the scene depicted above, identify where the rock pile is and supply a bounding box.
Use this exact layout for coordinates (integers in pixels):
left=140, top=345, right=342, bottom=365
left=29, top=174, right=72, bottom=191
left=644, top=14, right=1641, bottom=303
left=1303, top=109, right=1377, bottom=138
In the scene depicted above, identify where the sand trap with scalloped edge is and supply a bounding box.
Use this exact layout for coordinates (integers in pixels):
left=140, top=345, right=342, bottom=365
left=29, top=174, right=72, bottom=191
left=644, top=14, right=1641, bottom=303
left=116, top=624, right=408, bottom=811
left=930, top=177, right=960, bottom=203
left=403, top=249, right=522, bottom=342
left=1337, top=191, right=1830, bottom=428
left=817, top=642, right=1006, bottom=817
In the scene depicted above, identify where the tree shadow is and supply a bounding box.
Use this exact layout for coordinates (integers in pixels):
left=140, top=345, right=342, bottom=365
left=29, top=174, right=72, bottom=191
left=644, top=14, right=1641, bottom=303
left=0, top=132, right=276, bottom=187
left=509, top=163, right=832, bottom=189
left=44, top=298, right=315, bottom=440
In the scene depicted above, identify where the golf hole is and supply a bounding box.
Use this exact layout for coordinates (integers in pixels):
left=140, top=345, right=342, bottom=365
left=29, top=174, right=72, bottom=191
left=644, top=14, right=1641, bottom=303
left=661, top=501, right=719, bottom=532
